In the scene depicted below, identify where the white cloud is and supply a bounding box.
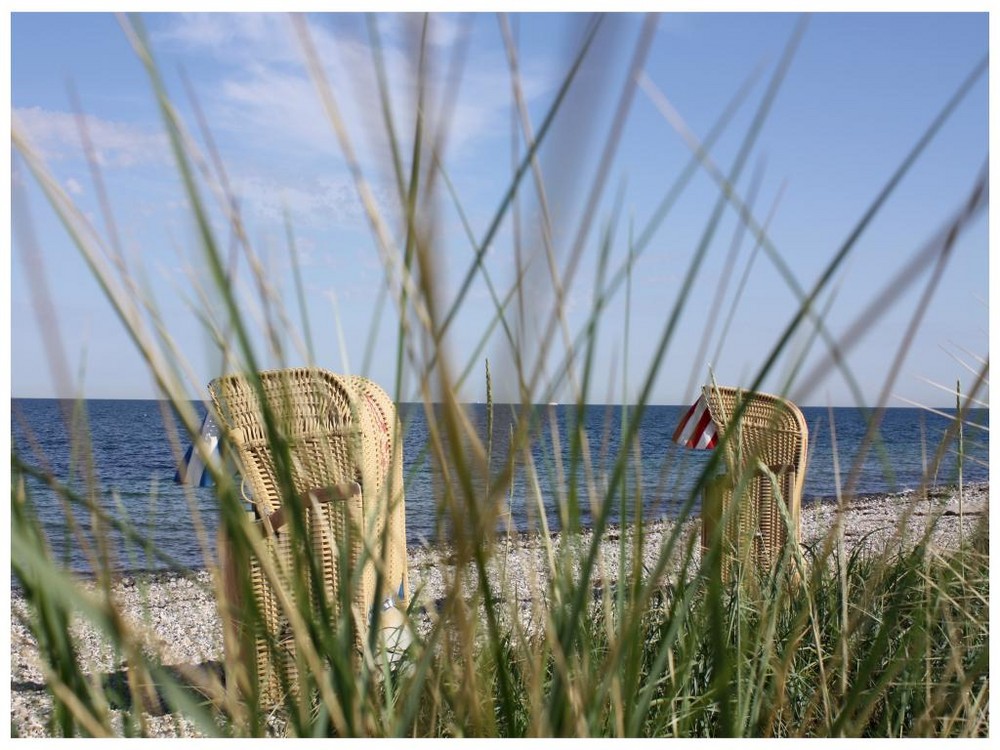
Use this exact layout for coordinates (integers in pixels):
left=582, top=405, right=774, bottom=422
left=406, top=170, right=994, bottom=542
left=12, top=107, right=169, bottom=168
left=65, top=177, right=84, bottom=195
left=377, top=13, right=473, bottom=51
left=154, top=13, right=554, bottom=168
left=156, top=13, right=473, bottom=68
left=212, top=64, right=340, bottom=156
left=230, top=172, right=395, bottom=231
left=154, top=12, right=303, bottom=66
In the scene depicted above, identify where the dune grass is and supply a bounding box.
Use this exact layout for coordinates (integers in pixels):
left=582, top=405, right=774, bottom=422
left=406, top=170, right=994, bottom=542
left=10, top=12, right=989, bottom=737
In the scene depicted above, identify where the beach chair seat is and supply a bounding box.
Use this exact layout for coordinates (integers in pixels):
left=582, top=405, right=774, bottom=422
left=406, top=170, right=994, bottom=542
left=211, top=368, right=407, bottom=703
left=700, top=386, right=808, bottom=579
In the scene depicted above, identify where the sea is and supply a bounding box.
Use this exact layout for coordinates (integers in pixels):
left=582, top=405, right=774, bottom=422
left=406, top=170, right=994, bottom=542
left=10, top=399, right=989, bottom=575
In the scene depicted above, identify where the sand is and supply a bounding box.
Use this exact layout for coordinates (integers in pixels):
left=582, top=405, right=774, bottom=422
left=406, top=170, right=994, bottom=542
left=9, top=482, right=988, bottom=737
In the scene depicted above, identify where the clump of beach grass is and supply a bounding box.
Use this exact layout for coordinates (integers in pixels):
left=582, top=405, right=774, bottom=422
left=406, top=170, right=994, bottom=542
left=10, top=12, right=988, bottom=738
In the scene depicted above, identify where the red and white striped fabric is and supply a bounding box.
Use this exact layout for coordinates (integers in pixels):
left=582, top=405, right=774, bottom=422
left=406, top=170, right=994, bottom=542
left=672, top=393, right=718, bottom=449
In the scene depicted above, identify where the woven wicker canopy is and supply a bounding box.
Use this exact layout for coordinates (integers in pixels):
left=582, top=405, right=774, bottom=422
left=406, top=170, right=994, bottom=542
left=211, top=368, right=407, bottom=702
left=700, top=386, right=808, bottom=578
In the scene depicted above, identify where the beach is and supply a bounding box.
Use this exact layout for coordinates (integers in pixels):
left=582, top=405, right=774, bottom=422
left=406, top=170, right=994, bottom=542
left=10, top=482, right=989, bottom=738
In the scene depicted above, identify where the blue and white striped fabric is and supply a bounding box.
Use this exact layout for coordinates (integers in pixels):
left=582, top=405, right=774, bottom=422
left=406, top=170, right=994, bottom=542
left=174, top=412, right=222, bottom=487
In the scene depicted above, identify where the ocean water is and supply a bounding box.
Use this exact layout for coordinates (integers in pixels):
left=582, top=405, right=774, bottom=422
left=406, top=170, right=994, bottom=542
left=11, top=399, right=989, bottom=574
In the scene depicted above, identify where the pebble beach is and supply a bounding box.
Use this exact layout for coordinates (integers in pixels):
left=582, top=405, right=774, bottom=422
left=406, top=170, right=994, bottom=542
left=10, top=482, right=989, bottom=738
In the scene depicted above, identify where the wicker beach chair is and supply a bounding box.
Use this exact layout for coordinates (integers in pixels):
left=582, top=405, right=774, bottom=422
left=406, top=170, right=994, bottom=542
left=700, top=386, right=808, bottom=578
left=211, top=368, right=407, bottom=702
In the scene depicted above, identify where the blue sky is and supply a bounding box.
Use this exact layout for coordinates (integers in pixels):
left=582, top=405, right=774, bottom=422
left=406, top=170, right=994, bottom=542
left=8, top=12, right=990, bottom=407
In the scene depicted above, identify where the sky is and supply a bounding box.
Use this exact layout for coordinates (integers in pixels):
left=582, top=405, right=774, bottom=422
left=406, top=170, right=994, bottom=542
left=7, top=10, right=991, bottom=407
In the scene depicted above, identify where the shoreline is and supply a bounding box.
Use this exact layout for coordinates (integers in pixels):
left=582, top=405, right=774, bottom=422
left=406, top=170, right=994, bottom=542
left=10, top=481, right=989, bottom=738
left=13, top=481, right=985, bottom=588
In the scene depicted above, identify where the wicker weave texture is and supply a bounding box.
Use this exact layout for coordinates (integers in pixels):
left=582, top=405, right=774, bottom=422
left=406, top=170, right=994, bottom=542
left=210, top=368, right=407, bottom=702
left=347, top=375, right=409, bottom=606
left=700, top=386, right=808, bottom=575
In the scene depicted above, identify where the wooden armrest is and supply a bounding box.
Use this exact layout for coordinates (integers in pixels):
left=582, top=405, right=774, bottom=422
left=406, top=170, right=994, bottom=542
left=263, top=481, right=361, bottom=535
